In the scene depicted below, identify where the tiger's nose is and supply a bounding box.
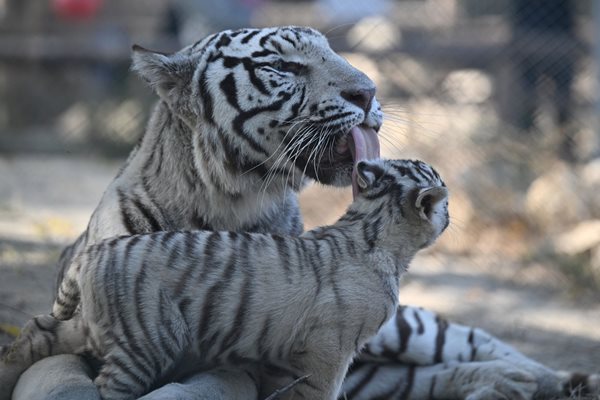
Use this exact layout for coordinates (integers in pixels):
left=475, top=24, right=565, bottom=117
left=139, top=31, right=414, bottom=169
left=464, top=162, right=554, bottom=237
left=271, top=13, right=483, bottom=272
left=341, top=87, right=376, bottom=114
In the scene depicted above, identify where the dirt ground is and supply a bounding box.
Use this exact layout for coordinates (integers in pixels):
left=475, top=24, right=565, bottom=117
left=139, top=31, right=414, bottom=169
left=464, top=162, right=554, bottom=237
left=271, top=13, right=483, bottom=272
left=0, top=155, right=599, bottom=397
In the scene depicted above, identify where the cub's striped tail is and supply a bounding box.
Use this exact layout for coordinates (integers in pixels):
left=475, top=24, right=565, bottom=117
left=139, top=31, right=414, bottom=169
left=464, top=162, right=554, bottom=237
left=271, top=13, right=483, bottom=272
left=52, top=253, right=85, bottom=320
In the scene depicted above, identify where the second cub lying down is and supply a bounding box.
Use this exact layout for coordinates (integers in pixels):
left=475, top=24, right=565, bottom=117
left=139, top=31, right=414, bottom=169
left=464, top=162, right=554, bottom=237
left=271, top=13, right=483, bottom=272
left=0, top=158, right=449, bottom=400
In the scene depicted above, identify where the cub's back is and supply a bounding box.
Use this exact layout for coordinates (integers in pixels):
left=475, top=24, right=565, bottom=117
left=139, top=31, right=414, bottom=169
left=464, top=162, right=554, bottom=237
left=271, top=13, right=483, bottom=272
left=78, top=231, right=323, bottom=329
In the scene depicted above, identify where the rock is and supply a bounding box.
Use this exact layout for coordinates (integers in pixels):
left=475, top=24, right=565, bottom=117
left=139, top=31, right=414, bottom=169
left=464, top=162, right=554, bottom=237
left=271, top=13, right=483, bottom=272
left=581, top=158, right=600, bottom=218
left=442, top=69, right=493, bottom=105
left=139, top=368, right=258, bottom=400
left=12, top=358, right=258, bottom=400
left=551, top=219, right=600, bottom=288
left=553, top=220, right=600, bottom=255
left=525, top=162, right=590, bottom=232
left=462, top=158, right=531, bottom=222
left=12, top=355, right=100, bottom=400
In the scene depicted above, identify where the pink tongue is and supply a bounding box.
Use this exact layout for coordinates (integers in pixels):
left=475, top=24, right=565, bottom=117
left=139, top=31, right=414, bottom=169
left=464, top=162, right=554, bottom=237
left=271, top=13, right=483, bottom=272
left=350, top=126, right=380, bottom=199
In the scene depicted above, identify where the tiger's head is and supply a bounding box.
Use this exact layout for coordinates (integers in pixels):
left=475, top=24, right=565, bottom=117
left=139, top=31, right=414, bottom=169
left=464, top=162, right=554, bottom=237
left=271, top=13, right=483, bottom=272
left=132, top=26, right=382, bottom=193
left=353, top=158, right=449, bottom=254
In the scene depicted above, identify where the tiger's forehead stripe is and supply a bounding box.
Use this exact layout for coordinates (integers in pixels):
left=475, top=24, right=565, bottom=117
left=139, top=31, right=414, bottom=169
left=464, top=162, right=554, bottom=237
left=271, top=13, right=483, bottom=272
left=388, top=160, right=445, bottom=188
left=187, top=26, right=323, bottom=55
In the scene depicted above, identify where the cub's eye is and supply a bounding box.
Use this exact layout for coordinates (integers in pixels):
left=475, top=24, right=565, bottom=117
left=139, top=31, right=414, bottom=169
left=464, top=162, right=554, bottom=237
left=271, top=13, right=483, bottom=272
left=271, top=60, right=307, bottom=75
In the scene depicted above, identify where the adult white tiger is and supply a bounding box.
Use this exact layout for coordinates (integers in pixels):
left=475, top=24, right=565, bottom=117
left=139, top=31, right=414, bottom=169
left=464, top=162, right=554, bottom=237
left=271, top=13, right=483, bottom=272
left=3, top=26, right=598, bottom=400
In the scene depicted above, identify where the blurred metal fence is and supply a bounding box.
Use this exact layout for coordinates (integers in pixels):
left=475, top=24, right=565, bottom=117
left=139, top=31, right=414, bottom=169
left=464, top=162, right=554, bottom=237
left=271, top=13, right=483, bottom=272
left=0, top=0, right=596, bottom=160
left=0, top=0, right=598, bottom=292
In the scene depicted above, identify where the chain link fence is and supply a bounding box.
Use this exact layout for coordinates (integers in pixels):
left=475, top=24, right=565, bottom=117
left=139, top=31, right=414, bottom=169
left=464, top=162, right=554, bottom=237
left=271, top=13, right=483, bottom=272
left=0, top=0, right=598, bottom=290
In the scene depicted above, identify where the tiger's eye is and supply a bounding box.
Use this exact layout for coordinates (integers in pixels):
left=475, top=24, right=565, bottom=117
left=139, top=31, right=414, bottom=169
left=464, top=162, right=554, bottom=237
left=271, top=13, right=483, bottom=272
left=272, top=60, right=307, bottom=75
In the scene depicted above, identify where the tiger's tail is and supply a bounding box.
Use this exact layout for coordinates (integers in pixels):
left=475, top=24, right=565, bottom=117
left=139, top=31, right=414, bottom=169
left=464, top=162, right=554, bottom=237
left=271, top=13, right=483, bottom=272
left=52, top=253, right=84, bottom=320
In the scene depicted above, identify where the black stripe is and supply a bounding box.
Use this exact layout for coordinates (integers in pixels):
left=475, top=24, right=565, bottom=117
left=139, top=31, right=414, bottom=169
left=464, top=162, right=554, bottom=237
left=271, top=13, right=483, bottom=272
left=130, top=195, right=162, bottom=232
left=109, top=355, right=148, bottom=389
left=98, top=248, right=148, bottom=377
left=219, top=267, right=251, bottom=352
left=199, top=65, right=215, bottom=125
left=220, top=72, right=240, bottom=109
left=269, top=39, right=284, bottom=54
left=396, top=307, right=412, bottom=355
left=257, top=316, right=273, bottom=358
left=196, top=236, right=238, bottom=352
left=156, top=291, right=180, bottom=361
left=117, top=189, right=137, bottom=234
left=240, top=29, right=260, bottom=44
left=413, top=309, right=425, bottom=334
left=345, top=366, right=379, bottom=399
left=280, top=35, right=297, bottom=48
left=242, top=58, right=270, bottom=95
left=251, top=49, right=277, bottom=58
left=231, top=94, right=293, bottom=157
left=300, top=239, right=322, bottom=295
left=398, top=365, right=416, bottom=400
left=273, top=235, right=293, bottom=284
left=113, top=239, right=161, bottom=372
left=428, top=374, right=438, bottom=398
left=173, top=233, right=200, bottom=295
left=214, top=33, right=231, bottom=49
left=288, top=86, right=306, bottom=121
left=194, top=234, right=225, bottom=288
left=258, top=31, right=278, bottom=47
left=433, top=316, right=449, bottom=363
left=105, top=330, right=155, bottom=381
left=315, top=111, right=354, bottom=125
left=468, top=328, right=477, bottom=361
left=132, top=264, right=162, bottom=367
left=190, top=32, right=218, bottom=52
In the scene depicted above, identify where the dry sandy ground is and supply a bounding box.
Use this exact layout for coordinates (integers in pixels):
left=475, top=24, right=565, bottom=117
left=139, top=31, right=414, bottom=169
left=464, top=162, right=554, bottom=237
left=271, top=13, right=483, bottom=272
left=0, top=155, right=599, bottom=397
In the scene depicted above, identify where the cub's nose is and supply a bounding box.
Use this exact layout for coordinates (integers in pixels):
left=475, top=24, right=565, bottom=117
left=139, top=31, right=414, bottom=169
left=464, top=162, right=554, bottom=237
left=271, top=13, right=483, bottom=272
left=341, top=87, right=376, bottom=114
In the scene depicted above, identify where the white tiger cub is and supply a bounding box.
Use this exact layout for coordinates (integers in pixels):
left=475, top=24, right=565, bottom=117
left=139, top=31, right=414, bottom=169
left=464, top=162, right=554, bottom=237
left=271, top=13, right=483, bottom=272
left=0, top=158, right=449, bottom=400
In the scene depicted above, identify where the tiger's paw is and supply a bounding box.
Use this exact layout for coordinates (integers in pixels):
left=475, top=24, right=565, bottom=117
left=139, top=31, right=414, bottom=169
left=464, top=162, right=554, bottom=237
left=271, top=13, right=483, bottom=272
left=554, top=370, right=600, bottom=399
left=459, top=362, right=538, bottom=400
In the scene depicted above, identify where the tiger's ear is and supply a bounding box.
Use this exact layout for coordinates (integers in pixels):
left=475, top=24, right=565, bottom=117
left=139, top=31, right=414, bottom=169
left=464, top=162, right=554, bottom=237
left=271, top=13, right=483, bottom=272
left=131, top=45, right=193, bottom=98
left=415, top=186, right=448, bottom=220
left=356, top=160, right=386, bottom=191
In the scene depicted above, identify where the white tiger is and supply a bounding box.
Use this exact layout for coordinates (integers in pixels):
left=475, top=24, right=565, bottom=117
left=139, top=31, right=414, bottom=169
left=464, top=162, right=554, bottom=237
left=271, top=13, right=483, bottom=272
left=2, top=26, right=598, bottom=400
left=0, top=158, right=450, bottom=400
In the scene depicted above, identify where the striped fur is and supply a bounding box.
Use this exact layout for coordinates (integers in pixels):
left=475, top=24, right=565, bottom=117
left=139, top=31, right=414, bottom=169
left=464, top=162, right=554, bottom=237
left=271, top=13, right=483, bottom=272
left=53, top=25, right=382, bottom=317
left=1, top=158, right=449, bottom=400
left=342, top=306, right=600, bottom=399
left=3, top=25, right=598, bottom=400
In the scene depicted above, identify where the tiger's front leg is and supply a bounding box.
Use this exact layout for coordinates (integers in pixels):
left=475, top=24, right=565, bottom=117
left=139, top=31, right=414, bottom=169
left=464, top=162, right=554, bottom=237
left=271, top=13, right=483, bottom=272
left=361, top=305, right=531, bottom=366
left=348, top=305, right=599, bottom=399
left=341, top=360, right=538, bottom=400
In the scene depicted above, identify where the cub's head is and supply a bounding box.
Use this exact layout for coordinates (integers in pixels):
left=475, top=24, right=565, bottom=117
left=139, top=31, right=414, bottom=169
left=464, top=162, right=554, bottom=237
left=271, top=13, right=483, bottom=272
left=354, top=158, right=449, bottom=251
left=132, top=26, right=382, bottom=188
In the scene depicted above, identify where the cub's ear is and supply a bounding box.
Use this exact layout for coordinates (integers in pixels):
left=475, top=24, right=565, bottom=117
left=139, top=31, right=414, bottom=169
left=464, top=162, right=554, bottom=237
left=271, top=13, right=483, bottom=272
left=415, top=186, right=448, bottom=220
left=356, top=160, right=386, bottom=191
left=131, top=45, right=193, bottom=97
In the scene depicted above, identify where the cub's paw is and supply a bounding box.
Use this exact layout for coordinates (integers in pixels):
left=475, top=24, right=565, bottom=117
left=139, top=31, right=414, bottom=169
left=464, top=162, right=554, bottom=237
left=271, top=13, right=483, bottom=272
left=459, top=361, right=538, bottom=400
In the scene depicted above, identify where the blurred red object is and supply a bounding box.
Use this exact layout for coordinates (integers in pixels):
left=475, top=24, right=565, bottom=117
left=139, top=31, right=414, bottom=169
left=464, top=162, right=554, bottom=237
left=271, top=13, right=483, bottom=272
left=52, top=0, right=103, bottom=20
